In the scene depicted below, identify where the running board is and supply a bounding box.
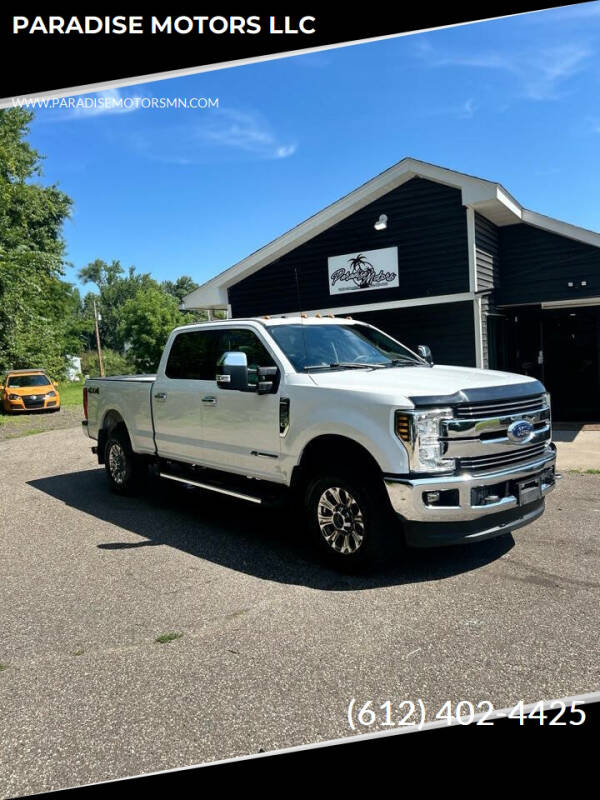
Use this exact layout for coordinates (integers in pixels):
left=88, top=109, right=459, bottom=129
left=159, top=472, right=263, bottom=504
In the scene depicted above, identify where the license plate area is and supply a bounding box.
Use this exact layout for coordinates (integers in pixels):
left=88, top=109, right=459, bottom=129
left=517, top=476, right=542, bottom=505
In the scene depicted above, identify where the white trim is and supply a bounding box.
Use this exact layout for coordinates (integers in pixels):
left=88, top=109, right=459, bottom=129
left=495, top=186, right=522, bottom=220
left=541, top=297, right=600, bottom=309
left=522, top=209, right=600, bottom=248
left=473, top=296, right=484, bottom=369
left=243, top=292, right=476, bottom=320
left=466, top=206, right=478, bottom=294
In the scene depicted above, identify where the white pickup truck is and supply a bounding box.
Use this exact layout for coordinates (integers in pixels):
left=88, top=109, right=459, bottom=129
left=82, top=316, right=557, bottom=569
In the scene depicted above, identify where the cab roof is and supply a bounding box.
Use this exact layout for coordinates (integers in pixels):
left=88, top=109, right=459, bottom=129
left=173, top=316, right=361, bottom=333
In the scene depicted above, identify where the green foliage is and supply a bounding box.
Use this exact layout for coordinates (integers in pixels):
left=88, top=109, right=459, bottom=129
left=0, top=108, right=74, bottom=379
left=161, top=275, right=199, bottom=302
left=80, top=348, right=136, bottom=378
left=119, top=287, right=187, bottom=372
left=79, top=260, right=157, bottom=353
left=0, top=109, right=206, bottom=378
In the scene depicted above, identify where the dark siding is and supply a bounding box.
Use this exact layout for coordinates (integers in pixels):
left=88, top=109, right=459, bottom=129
left=229, top=178, right=470, bottom=317
left=474, top=212, right=499, bottom=291
left=496, top=223, right=600, bottom=305
left=353, top=301, right=476, bottom=368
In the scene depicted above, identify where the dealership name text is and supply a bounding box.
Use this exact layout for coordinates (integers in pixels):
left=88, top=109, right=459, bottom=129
left=12, top=16, right=316, bottom=35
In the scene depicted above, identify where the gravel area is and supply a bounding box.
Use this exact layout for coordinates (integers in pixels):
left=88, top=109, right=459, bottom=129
left=0, top=407, right=81, bottom=440
left=0, top=427, right=598, bottom=796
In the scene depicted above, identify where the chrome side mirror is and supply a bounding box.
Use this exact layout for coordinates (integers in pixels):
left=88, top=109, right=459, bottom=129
left=216, top=351, right=249, bottom=391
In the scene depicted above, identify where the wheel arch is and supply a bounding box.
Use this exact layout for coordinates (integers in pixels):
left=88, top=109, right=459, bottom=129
left=291, top=434, right=384, bottom=493
left=97, top=409, right=128, bottom=464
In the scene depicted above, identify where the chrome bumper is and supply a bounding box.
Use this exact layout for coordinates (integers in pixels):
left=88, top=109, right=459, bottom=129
left=385, top=445, right=557, bottom=523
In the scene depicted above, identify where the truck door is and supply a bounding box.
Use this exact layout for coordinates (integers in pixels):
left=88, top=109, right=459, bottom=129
left=152, top=329, right=220, bottom=463
left=201, top=327, right=283, bottom=480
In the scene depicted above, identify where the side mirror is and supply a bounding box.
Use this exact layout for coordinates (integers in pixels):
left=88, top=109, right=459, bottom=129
left=417, top=344, right=433, bottom=365
left=255, top=366, right=279, bottom=395
left=216, top=351, right=249, bottom=391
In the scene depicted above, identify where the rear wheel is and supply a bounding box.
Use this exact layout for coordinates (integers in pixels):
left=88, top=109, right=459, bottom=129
left=304, top=472, right=397, bottom=571
left=104, top=429, right=143, bottom=495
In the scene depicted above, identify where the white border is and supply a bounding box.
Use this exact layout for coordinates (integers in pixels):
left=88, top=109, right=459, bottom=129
left=0, top=10, right=548, bottom=109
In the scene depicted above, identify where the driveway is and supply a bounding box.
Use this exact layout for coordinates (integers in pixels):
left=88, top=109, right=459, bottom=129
left=0, top=427, right=599, bottom=796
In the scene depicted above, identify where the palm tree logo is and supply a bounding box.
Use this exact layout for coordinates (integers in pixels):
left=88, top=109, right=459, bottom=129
left=347, top=254, right=376, bottom=288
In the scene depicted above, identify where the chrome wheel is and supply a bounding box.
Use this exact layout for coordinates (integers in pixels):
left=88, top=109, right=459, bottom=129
left=317, top=486, right=365, bottom=555
left=108, top=442, right=127, bottom=485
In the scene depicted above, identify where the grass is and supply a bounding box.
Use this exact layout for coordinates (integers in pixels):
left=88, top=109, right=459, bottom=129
left=567, top=468, right=600, bottom=475
left=155, top=632, right=183, bottom=644
left=55, top=380, right=85, bottom=408
left=0, top=663, right=8, bottom=671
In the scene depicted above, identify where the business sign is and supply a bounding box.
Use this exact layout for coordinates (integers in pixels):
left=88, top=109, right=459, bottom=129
left=327, top=247, right=399, bottom=295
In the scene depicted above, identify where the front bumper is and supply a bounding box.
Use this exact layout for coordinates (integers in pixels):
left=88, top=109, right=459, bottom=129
left=384, top=444, right=556, bottom=546
left=5, top=396, right=59, bottom=411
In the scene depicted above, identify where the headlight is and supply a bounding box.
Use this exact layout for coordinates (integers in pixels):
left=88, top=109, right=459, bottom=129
left=8, top=394, right=20, bottom=400
left=395, top=408, right=455, bottom=473
left=543, top=391, right=551, bottom=412
left=46, top=390, right=56, bottom=398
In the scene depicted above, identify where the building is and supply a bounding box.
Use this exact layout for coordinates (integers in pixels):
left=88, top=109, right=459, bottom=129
left=182, top=158, right=600, bottom=421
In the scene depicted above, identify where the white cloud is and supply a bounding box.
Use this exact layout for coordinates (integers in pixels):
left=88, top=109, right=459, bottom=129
left=130, top=108, right=297, bottom=163
left=414, top=39, right=592, bottom=101
left=460, top=98, right=476, bottom=118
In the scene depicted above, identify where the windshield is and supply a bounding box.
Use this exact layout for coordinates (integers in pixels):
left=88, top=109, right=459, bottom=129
left=267, top=323, right=424, bottom=371
left=7, top=374, right=51, bottom=387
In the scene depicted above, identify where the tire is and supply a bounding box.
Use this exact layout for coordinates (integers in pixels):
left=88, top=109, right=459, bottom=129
left=304, top=471, right=397, bottom=572
left=104, top=429, right=144, bottom=495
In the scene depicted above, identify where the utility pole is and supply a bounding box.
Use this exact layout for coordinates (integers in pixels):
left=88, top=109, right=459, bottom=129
left=93, top=298, right=105, bottom=377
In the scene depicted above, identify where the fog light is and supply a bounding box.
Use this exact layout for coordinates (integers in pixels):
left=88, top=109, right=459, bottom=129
left=423, top=489, right=459, bottom=507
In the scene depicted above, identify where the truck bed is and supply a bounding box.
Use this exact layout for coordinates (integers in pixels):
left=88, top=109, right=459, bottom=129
left=85, top=375, right=157, bottom=455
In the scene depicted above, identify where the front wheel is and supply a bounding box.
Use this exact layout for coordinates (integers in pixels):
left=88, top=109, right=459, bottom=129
left=304, top=473, right=395, bottom=571
left=104, top=430, right=143, bottom=495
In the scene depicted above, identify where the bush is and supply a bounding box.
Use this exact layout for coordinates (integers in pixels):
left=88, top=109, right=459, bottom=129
left=80, top=349, right=136, bottom=377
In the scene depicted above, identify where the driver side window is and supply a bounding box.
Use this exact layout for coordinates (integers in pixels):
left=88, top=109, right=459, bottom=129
left=217, top=329, right=276, bottom=386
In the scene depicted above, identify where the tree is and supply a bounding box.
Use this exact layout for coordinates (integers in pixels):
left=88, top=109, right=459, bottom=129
left=161, top=275, right=199, bottom=303
left=79, top=260, right=157, bottom=353
left=118, top=287, right=187, bottom=372
left=0, top=108, right=73, bottom=378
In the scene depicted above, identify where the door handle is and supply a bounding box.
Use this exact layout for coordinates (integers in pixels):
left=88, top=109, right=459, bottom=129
left=154, top=392, right=167, bottom=400
left=202, top=396, right=217, bottom=405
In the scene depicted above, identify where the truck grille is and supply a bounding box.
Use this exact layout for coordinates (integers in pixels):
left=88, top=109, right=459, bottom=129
left=458, top=442, right=548, bottom=473
left=455, top=394, right=545, bottom=419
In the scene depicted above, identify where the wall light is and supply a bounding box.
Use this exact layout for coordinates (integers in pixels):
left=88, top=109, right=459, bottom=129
left=374, top=213, right=388, bottom=231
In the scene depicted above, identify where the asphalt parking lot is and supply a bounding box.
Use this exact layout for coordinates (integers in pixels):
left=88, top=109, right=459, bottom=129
left=1, top=427, right=599, bottom=796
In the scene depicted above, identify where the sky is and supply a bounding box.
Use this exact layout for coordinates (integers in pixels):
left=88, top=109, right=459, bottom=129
left=26, top=3, right=600, bottom=296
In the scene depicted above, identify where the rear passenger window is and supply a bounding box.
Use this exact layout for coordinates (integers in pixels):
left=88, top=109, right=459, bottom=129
left=165, top=331, right=220, bottom=379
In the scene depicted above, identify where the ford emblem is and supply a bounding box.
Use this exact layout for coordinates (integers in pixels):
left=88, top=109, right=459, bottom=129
left=507, top=420, right=534, bottom=443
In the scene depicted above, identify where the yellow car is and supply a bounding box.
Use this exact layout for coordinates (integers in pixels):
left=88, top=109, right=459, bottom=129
left=1, top=369, right=61, bottom=413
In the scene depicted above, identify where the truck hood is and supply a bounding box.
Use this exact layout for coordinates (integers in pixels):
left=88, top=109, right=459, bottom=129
left=307, top=364, right=542, bottom=403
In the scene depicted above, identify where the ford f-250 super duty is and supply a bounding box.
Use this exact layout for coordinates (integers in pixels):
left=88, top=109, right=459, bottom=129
left=82, top=316, right=557, bottom=569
